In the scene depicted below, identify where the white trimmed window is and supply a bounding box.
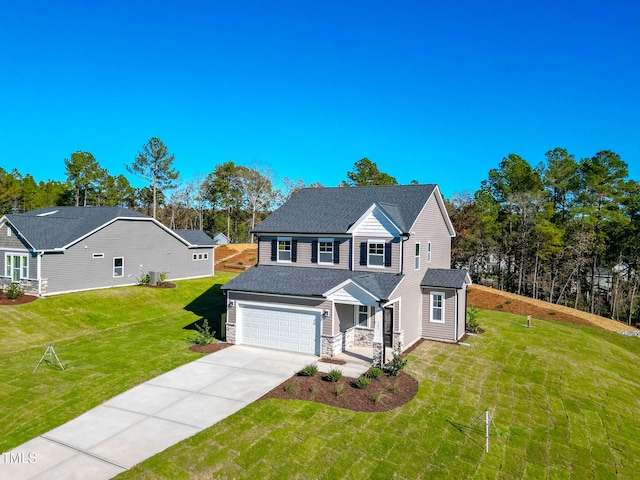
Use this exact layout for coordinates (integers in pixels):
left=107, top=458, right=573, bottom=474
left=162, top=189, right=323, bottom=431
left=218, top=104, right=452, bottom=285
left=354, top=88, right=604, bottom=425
left=192, top=252, right=209, bottom=261
left=318, top=238, right=333, bottom=264
left=430, top=292, right=444, bottom=323
left=357, top=306, right=370, bottom=327
left=368, top=241, right=385, bottom=268
left=415, top=243, right=420, bottom=270
left=427, top=242, right=432, bottom=263
left=113, top=257, right=124, bottom=278
left=278, top=237, right=292, bottom=262
left=5, top=254, right=28, bottom=282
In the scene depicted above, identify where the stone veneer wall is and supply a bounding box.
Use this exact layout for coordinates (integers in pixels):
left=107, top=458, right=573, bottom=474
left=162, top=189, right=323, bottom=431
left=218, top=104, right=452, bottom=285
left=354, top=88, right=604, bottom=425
left=321, top=333, right=342, bottom=358
left=225, top=323, right=236, bottom=344
left=0, top=278, right=42, bottom=296
left=353, top=327, right=374, bottom=347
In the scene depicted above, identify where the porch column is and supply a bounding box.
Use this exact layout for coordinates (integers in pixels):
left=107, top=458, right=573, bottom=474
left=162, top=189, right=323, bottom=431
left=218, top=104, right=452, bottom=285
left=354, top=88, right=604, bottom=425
left=372, top=306, right=384, bottom=367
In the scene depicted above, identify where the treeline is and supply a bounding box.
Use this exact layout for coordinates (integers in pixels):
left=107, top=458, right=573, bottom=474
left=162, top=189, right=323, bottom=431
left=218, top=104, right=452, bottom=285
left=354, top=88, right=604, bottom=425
left=449, top=148, right=639, bottom=325
left=0, top=137, right=314, bottom=243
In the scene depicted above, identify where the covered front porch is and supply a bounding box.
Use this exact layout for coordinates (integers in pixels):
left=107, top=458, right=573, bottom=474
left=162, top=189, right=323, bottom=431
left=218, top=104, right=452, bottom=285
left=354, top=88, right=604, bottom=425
left=320, top=290, right=402, bottom=367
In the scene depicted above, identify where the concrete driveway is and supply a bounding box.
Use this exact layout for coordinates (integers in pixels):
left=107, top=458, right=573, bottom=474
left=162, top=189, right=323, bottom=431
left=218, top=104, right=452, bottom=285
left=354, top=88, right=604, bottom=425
left=0, top=346, right=317, bottom=480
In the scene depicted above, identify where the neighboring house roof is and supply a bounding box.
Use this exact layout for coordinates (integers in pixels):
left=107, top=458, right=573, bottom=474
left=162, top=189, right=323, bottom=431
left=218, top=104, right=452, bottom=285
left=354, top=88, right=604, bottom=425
left=2, top=206, right=211, bottom=251
left=173, top=229, right=216, bottom=247
left=222, top=265, right=404, bottom=301
left=213, top=233, right=229, bottom=244
left=252, top=184, right=444, bottom=235
left=421, top=268, right=471, bottom=289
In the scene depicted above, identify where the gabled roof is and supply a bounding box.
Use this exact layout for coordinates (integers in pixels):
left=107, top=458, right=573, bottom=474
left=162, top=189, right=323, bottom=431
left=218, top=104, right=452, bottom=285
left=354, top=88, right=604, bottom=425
left=421, top=268, right=471, bottom=289
left=222, top=265, right=404, bottom=300
left=252, top=184, right=440, bottom=235
left=2, top=206, right=211, bottom=251
left=173, top=229, right=216, bottom=247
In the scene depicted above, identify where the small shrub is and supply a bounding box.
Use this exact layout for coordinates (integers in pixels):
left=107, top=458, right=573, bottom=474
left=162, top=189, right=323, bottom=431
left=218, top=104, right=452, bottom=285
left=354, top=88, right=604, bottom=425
left=298, top=364, right=319, bottom=377
left=389, top=380, right=401, bottom=394
left=365, top=367, right=384, bottom=380
left=157, top=271, right=168, bottom=286
left=371, top=391, right=385, bottom=404
left=138, top=273, right=151, bottom=285
left=354, top=375, right=371, bottom=390
left=335, top=382, right=345, bottom=397
left=384, top=351, right=408, bottom=377
left=497, top=303, right=504, bottom=309
left=549, top=311, right=557, bottom=316
left=188, top=319, right=217, bottom=346
left=325, top=368, right=343, bottom=383
left=284, top=383, right=297, bottom=394
left=467, top=306, right=480, bottom=333
left=6, top=283, right=23, bottom=300
left=309, top=385, right=319, bottom=394
left=505, top=300, right=512, bottom=305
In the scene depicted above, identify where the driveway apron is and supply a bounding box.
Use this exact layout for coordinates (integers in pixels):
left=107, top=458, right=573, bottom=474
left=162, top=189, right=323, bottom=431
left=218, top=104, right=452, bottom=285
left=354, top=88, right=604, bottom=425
left=1, top=346, right=316, bottom=480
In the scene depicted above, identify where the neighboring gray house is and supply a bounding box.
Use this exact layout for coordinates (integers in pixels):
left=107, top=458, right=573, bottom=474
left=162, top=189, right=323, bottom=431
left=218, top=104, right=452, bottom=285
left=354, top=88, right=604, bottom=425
left=222, top=184, right=471, bottom=364
left=0, top=207, right=215, bottom=296
left=213, top=233, right=229, bottom=245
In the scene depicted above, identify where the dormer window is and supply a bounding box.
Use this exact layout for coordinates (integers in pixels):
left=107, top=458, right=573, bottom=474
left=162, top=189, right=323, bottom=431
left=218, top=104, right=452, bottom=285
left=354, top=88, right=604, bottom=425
left=278, top=237, right=292, bottom=262
left=368, top=241, right=385, bottom=268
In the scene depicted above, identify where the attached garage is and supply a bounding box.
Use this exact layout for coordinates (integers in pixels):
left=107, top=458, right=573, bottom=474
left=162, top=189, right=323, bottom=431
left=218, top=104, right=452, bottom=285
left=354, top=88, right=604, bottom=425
left=237, top=304, right=322, bottom=355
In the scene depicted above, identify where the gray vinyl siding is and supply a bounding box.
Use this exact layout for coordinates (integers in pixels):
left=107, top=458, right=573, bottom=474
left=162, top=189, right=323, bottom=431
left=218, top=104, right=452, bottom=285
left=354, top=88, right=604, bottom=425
left=353, top=236, right=401, bottom=273
left=258, top=236, right=350, bottom=269
left=41, top=219, right=213, bottom=294
left=421, top=287, right=457, bottom=342
left=0, top=224, right=28, bottom=249
left=1, top=224, right=37, bottom=281
left=390, top=194, right=454, bottom=347
left=226, top=291, right=332, bottom=335
left=409, top=194, right=452, bottom=271
left=336, top=303, right=355, bottom=331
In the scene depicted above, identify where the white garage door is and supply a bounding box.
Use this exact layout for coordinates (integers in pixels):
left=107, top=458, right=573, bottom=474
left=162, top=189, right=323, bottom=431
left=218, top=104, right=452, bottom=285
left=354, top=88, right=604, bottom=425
left=238, top=304, right=321, bottom=355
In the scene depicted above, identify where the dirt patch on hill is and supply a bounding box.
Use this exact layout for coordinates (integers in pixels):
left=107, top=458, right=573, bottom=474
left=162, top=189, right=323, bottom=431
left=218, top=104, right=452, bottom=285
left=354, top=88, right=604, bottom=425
left=216, top=245, right=258, bottom=272
left=468, top=284, right=638, bottom=332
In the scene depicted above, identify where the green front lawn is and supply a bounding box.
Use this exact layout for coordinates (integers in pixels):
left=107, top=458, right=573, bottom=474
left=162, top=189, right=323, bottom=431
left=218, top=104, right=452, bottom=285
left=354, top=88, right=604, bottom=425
left=0, top=274, right=235, bottom=452
left=118, top=310, right=640, bottom=479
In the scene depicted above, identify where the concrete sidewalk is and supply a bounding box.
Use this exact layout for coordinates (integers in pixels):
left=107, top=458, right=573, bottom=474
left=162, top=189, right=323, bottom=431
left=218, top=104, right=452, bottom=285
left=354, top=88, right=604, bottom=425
left=0, top=346, right=317, bottom=480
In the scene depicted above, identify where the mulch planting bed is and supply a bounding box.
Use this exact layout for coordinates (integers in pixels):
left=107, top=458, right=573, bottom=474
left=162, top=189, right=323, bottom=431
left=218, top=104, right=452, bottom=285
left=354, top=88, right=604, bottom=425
left=0, top=293, right=38, bottom=306
left=260, top=371, right=418, bottom=412
left=188, top=343, right=231, bottom=354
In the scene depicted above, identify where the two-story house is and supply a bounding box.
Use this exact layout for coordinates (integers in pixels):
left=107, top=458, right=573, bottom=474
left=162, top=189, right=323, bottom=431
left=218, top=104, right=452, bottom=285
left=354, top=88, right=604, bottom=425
left=222, top=184, right=470, bottom=364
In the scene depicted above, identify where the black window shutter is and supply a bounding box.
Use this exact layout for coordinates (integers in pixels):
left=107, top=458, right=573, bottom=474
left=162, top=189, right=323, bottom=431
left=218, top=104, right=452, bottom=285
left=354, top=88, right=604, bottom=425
left=311, top=240, right=318, bottom=263
left=291, top=240, right=298, bottom=262
left=271, top=239, right=277, bottom=261
left=333, top=240, right=340, bottom=264
left=360, top=242, right=367, bottom=266
left=384, top=242, right=392, bottom=267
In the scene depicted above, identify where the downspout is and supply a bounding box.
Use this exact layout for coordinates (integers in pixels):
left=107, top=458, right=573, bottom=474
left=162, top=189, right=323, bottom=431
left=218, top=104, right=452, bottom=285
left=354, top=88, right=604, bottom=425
left=454, top=290, right=458, bottom=341
left=400, top=233, right=410, bottom=275
left=37, top=252, right=43, bottom=297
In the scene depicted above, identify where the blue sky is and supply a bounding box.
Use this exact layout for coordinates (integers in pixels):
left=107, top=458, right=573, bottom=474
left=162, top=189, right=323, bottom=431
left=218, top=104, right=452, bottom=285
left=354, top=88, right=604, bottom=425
left=1, top=0, right=638, bottom=199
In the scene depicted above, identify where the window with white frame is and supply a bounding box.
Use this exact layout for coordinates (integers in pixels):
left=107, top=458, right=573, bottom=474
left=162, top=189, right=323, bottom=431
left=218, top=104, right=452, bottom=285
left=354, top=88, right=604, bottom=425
left=430, top=292, right=444, bottom=323
left=5, top=254, right=28, bottom=282
left=113, top=257, right=124, bottom=277
left=192, top=252, right=209, bottom=261
left=427, top=241, right=432, bottom=263
left=278, top=238, right=292, bottom=262
left=415, top=243, right=420, bottom=270
left=357, top=305, right=370, bottom=327
left=318, top=238, right=333, bottom=264
left=368, top=241, right=385, bottom=267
